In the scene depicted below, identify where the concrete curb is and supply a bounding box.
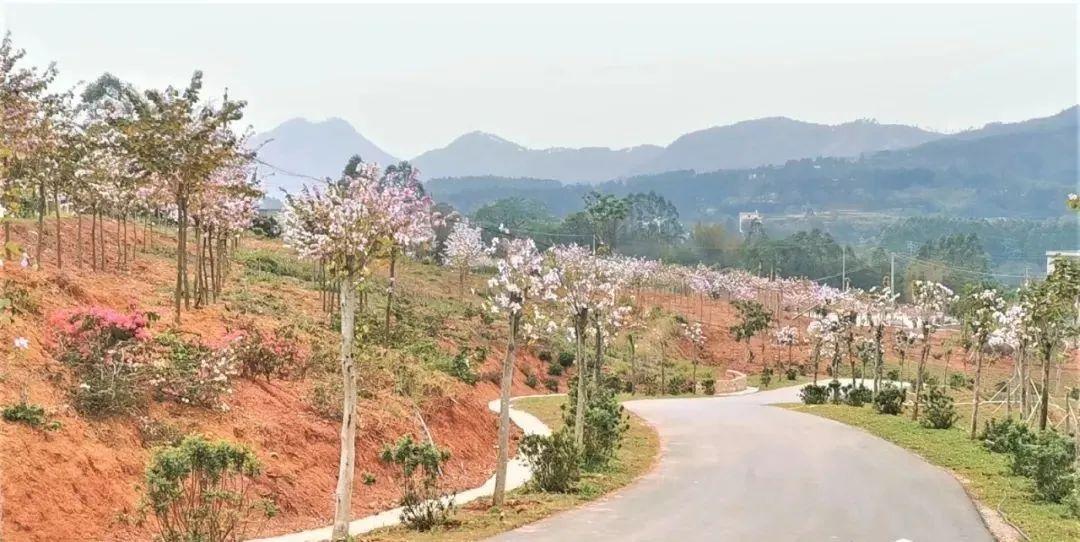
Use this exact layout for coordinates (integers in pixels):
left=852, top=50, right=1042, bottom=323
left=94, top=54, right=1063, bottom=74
left=248, top=396, right=553, bottom=542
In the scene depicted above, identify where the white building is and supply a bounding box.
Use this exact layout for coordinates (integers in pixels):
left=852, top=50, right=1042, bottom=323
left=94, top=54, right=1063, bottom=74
left=1045, top=250, right=1080, bottom=276
left=738, top=211, right=762, bottom=233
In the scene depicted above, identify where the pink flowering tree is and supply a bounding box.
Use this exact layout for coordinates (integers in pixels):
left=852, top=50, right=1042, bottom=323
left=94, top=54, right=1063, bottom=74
left=377, top=163, right=436, bottom=335
left=486, top=236, right=556, bottom=506
left=772, top=325, right=798, bottom=374
left=283, top=161, right=426, bottom=540
left=443, top=219, right=488, bottom=295
left=681, top=320, right=706, bottom=392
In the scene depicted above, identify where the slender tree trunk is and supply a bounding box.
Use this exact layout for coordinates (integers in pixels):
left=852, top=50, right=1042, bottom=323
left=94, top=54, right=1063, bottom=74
left=385, top=248, right=397, bottom=336
left=899, top=351, right=906, bottom=386
left=174, top=202, right=186, bottom=323
left=36, top=180, right=44, bottom=266
left=53, top=186, right=61, bottom=269
left=98, top=210, right=105, bottom=270
left=1039, top=344, right=1052, bottom=431
left=573, top=313, right=587, bottom=447
left=1020, top=344, right=1029, bottom=419
left=115, top=212, right=121, bottom=271
left=90, top=209, right=97, bottom=271
left=593, top=320, right=603, bottom=385
left=76, top=213, right=83, bottom=268
left=492, top=311, right=520, bottom=507
left=331, top=266, right=358, bottom=541
left=970, top=349, right=985, bottom=438
left=629, top=334, right=637, bottom=394
left=811, top=340, right=822, bottom=385
left=913, top=341, right=930, bottom=421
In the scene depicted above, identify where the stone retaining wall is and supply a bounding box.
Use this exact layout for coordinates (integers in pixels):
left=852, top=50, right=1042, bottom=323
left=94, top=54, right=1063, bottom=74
left=713, top=369, right=747, bottom=394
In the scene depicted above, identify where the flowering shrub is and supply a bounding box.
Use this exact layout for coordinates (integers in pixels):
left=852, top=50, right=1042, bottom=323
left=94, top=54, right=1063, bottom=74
left=148, top=333, right=237, bottom=411
left=225, top=321, right=308, bottom=381
left=50, top=306, right=152, bottom=363
left=50, top=306, right=154, bottom=416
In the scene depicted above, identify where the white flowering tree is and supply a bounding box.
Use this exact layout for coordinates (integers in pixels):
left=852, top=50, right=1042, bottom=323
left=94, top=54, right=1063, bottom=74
left=910, top=280, right=955, bottom=421
left=443, top=219, right=487, bottom=294
left=283, top=161, right=431, bottom=540
left=806, top=309, right=841, bottom=385
left=379, top=162, right=436, bottom=335
left=682, top=320, right=706, bottom=392
left=965, top=288, right=1004, bottom=437
left=1020, top=258, right=1080, bottom=430
left=857, top=286, right=896, bottom=395
left=773, top=325, right=798, bottom=374
left=486, top=236, right=556, bottom=506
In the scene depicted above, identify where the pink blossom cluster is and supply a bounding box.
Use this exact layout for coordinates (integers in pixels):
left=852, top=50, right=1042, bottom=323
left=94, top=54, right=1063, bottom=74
left=49, top=305, right=152, bottom=348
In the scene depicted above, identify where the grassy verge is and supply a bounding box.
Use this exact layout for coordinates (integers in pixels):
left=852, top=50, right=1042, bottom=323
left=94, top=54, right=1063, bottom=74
left=361, top=395, right=659, bottom=541
left=783, top=403, right=1080, bottom=542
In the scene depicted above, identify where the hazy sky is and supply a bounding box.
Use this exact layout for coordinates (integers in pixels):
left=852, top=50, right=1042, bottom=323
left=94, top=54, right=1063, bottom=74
left=3, top=3, right=1077, bottom=158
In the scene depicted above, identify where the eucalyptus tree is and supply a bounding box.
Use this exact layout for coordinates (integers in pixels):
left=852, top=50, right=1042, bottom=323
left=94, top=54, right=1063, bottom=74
left=283, top=161, right=434, bottom=540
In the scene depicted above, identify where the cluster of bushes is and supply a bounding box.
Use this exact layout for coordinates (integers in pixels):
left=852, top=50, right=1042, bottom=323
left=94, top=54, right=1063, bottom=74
left=919, top=386, right=958, bottom=429
left=521, top=377, right=629, bottom=497
left=144, top=435, right=276, bottom=542
left=799, top=380, right=906, bottom=415
left=539, top=350, right=574, bottom=377
left=2, top=401, right=60, bottom=431
left=51, top=306, right=309, bottom=416
left=981, top=418, right=1079, bottom=512
left=380, top=435, right=455, bottom=531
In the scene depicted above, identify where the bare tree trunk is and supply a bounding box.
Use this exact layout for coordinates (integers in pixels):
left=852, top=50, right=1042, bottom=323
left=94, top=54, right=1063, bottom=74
left=98, top=210, right=105, bottom=270
left=36, top=179, right=45, bottom=267
left=492, top=311, right=519, bottom=507
left=593, top=320, right=604, bottom=384
left=90, top=209, right=97, bottom=271
left=53, top=186, right=62, bottom=269
left=1039, top=344, right=1052, bottom=431
left=573, top=313, right=587, bottom=447
left=970, top=349, right=984, bottom=438
left=174, top=202, right=186, bottom=323
left=331, top=266, right=358, bottom=541
left=76, top=213, right=83, bottom=268
left=811, top=340, right=822, bottom=385
left=913, top=342, right=930, bottom=421
left=385, top=248, right=397, bottom=336
left=1020, top=344, right=1029, bottom=419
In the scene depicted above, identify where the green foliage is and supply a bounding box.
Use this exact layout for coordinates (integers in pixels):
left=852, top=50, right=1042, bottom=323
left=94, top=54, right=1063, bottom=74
left=144, top=435, right=274, bottom=542
left=948, top=372, right=972, bottom=390
left=729, top=300, right=772, bottom=361
left=759, top=367, right=773, bottom=390
left=799, top=384, right=828, bottom=405
left=842, top=384, right=872, bottom=407
left=543, top=377, right=559, bottom=392
left=547, top=362, right=564, bottom=377
left=784, top=367, right=798, bottom=381
left=231, top=321, right=307, bottom=381
left=702, top=377, right=716, bottom=396
left=980, top=418, right=1036, bottom=455
left=235, top=248, right=313, bottom=282
left=525, top=371, right=539, bottom=389
left=380, top=435, right=454, bottom=531
left=520, top=429, right=581, bottom=493
left=1010, top=432, right=1076, bottom=502
left=557, top=351, right=575, bottom=368
left=886, top=369, right=901, bottom=382
left=361, top=472, right=377, bottom=486
left=564, top=377, right=629, bottom=469
left=872, top=383, right=906, bottom=415
left=249, top=214, right=282, bottom=238
left=149, top=333, right=236, bottom=410
left=2, top=401, right=58, bottom=430
left=919, top=386, right=959, bottom=429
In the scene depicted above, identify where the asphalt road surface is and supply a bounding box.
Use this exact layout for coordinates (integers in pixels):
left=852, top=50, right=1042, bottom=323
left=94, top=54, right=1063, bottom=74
left=489, top=383, right=994, bottom=542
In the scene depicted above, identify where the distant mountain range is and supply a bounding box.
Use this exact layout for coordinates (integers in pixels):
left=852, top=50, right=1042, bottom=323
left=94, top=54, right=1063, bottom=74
left=251, top=117, right=398, bottom=195
left=251, top=107, right=1077, bottom=217
left=426, top=107, right=1078, bottom=220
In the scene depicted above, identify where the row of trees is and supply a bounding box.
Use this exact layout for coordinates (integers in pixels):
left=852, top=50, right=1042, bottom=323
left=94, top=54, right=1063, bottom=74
left=0, top=34, right=260, bottom=321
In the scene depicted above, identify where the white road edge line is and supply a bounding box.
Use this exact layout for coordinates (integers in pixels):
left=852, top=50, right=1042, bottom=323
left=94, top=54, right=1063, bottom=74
left=248, top=394, right=556, bottom=542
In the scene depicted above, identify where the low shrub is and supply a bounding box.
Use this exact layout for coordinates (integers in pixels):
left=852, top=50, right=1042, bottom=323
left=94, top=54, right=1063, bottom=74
left=228, top=321, right=308, bottom=381
left=981, top=418, right=1035, bottom=455
left=144, top=435, right=276, bottom=542
left=920, top=386, right=958, bottom=429
left=564, top=377, right=628, bottom=469
left=948, top=373, right=972, bottom=390
left=520, top=429, right=580, bottom=493
left=828, top=379, right=843, bottom=404
left=784, top=367, right=798, bottom=381
left=525, top=371, right=539, bottom=389
left=148, top=333, right=238, bottom=410
left=2, top=401, right=52, bottom=429
left=543, top=377, right=559, bottom=392
left=1010, top=431, right=1076, bottom=500
left=537, top=350, right=553, bottom=364
left=380, top=435, right=454, bottom=531
left=249, top=214, right=282, bottom=238
left=137, top=417, right=185, bottom=448
left=842, top=384, right=872, bottom=407
left=557, top=351, right=575, bottom=368
left=71, top=344, right=146, bottom=416
left=873, top=383, right=905, bottom=415
left=885, top=369, right=901, bottom=382
left=50, top=306, right=153, bottom=364
left=759, top=367, right=773, bottom=389
left=308, top=377, right=342, bottom=419
left=547, top=362, right=564, bottom=377
left=666, top=373, right=691, bottom=395
left=433, top=348, right=478, bottom=385
left=799, top=384, right=828, bottom=405
left=702, top=377, right=716, bottom=396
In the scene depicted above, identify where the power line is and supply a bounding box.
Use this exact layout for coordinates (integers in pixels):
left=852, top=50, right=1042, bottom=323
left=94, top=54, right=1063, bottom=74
left=892, top=253, right=1028, bottom=280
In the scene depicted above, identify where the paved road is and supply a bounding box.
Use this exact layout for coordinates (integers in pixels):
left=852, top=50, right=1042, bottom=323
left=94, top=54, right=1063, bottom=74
left=490, top=383, right=993, bottom=542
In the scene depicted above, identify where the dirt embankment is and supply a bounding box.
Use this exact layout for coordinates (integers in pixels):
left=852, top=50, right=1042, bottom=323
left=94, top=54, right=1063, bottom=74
left=0, top=219, right=544, bottom=542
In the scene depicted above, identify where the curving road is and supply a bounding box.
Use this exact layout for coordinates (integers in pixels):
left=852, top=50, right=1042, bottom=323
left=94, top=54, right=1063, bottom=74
left=490, top=384, right=993, bottom=542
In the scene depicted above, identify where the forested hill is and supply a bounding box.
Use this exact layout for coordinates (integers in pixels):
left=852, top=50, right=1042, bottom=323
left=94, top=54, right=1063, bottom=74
left=427, top=107, right=1078, bottom=220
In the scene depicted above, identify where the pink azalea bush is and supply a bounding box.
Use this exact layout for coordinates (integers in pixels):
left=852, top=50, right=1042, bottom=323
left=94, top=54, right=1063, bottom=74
left=49, top=306, right=152, bottom=362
